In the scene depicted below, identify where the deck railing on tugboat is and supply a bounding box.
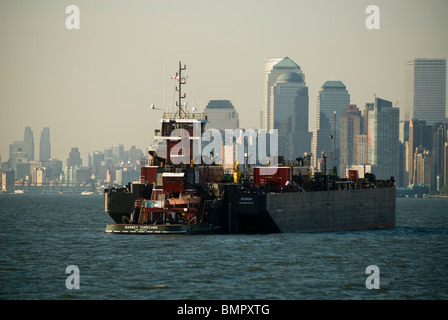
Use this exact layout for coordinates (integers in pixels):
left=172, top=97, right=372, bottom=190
left=162, top=112, right=207, bottom=120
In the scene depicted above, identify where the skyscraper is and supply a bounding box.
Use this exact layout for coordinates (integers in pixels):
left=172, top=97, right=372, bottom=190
left=444, top=141, right=448, bottom=189
left=355, top=134, right=369, bottom=166
left=404, top=58, right=447, bottom=125
left=204, top=100, right=239, bottom=132
left=39, top=127, right=51, bottom=161
left=9, top=127, right=33, bottom=170
left=270, top=71, right=310, bottom=160
left=311, top=81, right=350, bottom=170
left=368, top=97, right=400, bottom=182
left=23, top=126, right=34, bottom=161
left=311, top=112, right=331, bottom=171
left=339, top=104, right=362, bottom=175
left=362, top=103, right=374, bottom=135
left=67, top=147, right=82, bottom=167
left=432, top=123, right=448, bottom=189
left=405, top=119, right=432, bottom=185
left=414, top=148, right=432, bottom=186
left=9, top=141, right=24, bottom=161
left=262, top=57, right=303, bottom=131
left=112, top=144, right=124, bottom=165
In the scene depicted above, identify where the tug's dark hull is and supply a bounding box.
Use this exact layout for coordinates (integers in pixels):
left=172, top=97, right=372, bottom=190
left=105, top=183, right=395, bottom=234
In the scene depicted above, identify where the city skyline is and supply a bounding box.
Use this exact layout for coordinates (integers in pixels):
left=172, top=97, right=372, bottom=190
left=1, top=0, right=448, bottom=162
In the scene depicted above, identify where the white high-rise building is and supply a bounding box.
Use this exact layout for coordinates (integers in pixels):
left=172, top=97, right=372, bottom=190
left=270, top=72, right=310, bottom=160
left=368, top=97, right=400, bottom=182
left=339, top=104, right=362, bottom=175
left=316, top=81, right=350, bottom=147
left=311, top=81, right=350, bottom=170
left=404, top=58, right=447, bottom=124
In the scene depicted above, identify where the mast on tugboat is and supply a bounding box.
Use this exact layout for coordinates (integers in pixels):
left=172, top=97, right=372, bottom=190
left=175, top=61, right=187, bottom=119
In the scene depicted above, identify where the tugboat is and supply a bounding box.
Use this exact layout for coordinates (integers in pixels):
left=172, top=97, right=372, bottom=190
left=105, top=62, right=223, bottom=234
left=104, top=62, right=396, bottom=234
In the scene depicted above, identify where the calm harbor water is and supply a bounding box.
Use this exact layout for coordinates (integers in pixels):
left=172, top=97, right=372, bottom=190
left=0, top=193, right=447, bottom=300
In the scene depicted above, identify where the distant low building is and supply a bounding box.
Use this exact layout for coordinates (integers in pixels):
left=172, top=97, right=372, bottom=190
left=64, top=166, right=90, bottom=186
left=1, top=170, right=15, bottom=192
left=41, top=159, right=63, bottom=181
left=32, top=167, right=47, bottom=187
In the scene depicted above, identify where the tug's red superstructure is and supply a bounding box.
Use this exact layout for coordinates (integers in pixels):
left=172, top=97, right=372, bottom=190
left=105, top=62, right=221, bottom=234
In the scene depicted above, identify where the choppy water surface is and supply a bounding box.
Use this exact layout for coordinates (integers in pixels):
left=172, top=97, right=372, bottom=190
left=0, top=194, right=447, bottom=299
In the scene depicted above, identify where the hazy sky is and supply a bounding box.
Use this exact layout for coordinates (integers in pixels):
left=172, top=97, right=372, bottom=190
left=1, top=0, right=447, bottom=163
